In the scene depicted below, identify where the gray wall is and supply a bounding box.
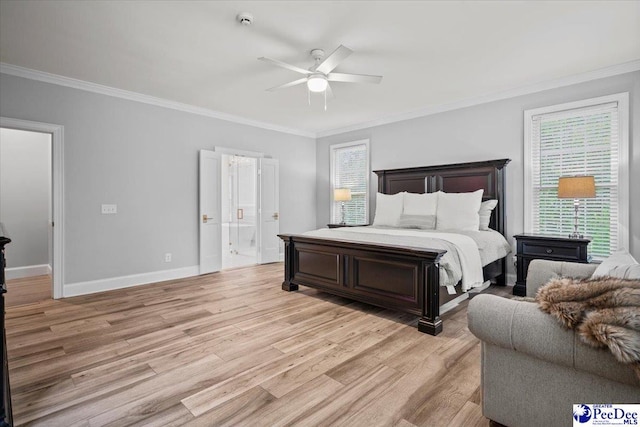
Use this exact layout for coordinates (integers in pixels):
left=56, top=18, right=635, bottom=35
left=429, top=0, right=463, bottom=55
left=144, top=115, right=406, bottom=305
left=316, top=71, right=640, bottom=275
left=0, top=128, right=51, bottom=269
left=0, top=73, right=316, bottom=286
left=2, top=69, right=636, bottom=290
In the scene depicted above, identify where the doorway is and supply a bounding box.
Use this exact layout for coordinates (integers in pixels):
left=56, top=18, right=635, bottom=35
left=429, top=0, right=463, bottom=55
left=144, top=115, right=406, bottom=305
left=0, top=117, right=64, bottom=300
left=0, top=128, right=52, bottom=306
left=221, top=154, right=258, bottom=269
left=198, top=149, right=280, bottom=275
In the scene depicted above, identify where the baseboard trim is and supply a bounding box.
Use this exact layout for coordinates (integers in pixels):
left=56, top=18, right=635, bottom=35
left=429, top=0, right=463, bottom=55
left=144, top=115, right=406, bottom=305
left=63, top=265, right=200, bottom=298
left=5, top=264, right=51, bottom=280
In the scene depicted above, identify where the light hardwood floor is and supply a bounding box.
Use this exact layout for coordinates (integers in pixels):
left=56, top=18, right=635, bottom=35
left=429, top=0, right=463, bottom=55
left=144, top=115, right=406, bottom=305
left=5, top=263, right=511, bottom=426
left=5, top=274, right=52, bottom=308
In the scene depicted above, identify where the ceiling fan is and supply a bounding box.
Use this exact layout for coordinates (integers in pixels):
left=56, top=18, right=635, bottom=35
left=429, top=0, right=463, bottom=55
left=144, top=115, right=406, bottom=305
left=258, top=45, right=382, bottom=109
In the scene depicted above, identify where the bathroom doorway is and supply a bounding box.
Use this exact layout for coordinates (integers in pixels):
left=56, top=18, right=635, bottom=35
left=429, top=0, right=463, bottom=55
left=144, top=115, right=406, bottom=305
left=0, top=127, right=52, bottom=306
left=221, top=154, right=258, bottom=269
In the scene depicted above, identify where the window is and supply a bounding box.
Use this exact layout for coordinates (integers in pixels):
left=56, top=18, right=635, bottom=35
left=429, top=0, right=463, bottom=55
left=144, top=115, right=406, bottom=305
left=330, top=140, right=370, bottom=224
left=524, top=93, right=629, bottom=260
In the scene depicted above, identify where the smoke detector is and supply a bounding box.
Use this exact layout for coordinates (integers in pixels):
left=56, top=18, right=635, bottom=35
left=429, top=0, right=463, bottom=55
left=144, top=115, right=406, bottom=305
left=237, top=13, right=254, bottom=26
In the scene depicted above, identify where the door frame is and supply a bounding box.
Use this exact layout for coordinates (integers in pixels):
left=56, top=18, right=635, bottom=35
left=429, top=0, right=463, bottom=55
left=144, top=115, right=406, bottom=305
left=214, top=147, right=264, bottom=159
left=0, top=117, right=64, bottom=299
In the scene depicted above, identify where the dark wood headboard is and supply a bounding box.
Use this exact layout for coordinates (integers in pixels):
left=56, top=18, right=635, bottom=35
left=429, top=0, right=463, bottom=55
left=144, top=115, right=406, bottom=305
left=373, top=159, right=511, bottom=236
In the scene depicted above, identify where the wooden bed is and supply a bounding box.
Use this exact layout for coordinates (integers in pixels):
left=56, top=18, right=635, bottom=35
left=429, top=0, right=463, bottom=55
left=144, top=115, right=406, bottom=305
left=279, top=158, right=510, bottom=335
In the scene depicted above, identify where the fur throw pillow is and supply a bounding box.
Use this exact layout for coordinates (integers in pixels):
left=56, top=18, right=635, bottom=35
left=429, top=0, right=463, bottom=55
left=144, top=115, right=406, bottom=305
left=536, top=276, right=640, bottom=377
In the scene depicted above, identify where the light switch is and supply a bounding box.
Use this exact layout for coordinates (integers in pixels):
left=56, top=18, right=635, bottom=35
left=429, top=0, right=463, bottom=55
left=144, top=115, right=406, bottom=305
left=101, top=204, right=117, bottom=214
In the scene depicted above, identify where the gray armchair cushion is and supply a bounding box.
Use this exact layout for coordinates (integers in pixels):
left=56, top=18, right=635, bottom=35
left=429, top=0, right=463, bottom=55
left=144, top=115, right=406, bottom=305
left=468, top=294, right=640, bottom=387
left=526, top=259, right=597, bottom=297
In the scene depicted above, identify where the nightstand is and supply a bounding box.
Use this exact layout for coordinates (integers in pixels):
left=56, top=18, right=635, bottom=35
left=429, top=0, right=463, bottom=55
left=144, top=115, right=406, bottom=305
left=327, top=224, right=369, bottom=229
left=513, top=234, right=590, bottom=296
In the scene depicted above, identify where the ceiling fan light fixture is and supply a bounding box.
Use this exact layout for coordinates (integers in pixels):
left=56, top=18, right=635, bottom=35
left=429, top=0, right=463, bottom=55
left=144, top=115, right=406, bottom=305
left=307, top=74, right=328, bottom=93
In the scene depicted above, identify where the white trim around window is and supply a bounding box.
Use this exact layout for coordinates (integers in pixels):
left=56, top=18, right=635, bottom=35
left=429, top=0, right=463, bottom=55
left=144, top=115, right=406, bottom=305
left=524, top=92, right=629, bottom=257
left=330, top=139, right=370, bottom=224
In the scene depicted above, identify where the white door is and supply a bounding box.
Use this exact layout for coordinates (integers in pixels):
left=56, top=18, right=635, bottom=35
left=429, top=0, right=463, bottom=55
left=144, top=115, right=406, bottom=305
left=199, top=150, right=222, bottom=274
left=258, top=158, right=280, bottom=264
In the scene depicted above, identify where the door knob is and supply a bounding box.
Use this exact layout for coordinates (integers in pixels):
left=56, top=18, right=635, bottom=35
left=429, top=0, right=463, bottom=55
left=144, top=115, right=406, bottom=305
left=202, top=214, right=210, bottom=223
left=272, top=212, right=279, bottom=220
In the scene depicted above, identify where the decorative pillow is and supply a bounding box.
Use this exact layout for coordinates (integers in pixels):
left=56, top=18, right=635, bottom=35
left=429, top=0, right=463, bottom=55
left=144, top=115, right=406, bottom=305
left=398, top=214, right=436, bottom=230
left=372, top=192, right=404, bottom=227
left=403, top=192, right=438, bottom=215
left=478, top=199, right=498, bottom=231
left=402, top=192, right=438, bottom=229
left=435, top=189, right=484, bottom=231
left=607, top=264, right=640, bottom=280
left=592, top=249, right=639, bottom=279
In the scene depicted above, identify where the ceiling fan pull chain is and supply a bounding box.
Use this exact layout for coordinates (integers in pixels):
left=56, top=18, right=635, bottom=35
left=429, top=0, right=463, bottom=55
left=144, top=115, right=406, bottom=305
left=308, top=88, right=311, bottom=106
left=324, top=89, right=327, bottom=111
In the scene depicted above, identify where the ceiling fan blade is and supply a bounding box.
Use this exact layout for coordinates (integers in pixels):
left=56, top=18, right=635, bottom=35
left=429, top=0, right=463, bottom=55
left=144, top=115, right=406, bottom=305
left=315, top=45, right=353, bottom=74
left=327, top=73, right=383, bottom=84
left=266, top=78, right=308, bottom=92
left=258, top=57, right=312, bottom=75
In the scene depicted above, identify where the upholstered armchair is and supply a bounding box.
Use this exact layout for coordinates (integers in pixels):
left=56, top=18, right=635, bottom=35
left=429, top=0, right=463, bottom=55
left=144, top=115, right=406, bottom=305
left=468, top=259, right=640, bottom=427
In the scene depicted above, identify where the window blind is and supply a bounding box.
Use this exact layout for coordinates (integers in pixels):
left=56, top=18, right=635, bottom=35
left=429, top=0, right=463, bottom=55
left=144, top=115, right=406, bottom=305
left=529, top=101, right=619, bottom=259
left=331, top=142, right=368, bottom=224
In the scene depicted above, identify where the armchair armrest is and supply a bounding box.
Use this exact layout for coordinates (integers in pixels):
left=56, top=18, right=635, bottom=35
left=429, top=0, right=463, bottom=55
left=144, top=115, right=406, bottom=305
left=526, top=259, right=597, bottom=297
left=468, top=294, right=640, bottom=387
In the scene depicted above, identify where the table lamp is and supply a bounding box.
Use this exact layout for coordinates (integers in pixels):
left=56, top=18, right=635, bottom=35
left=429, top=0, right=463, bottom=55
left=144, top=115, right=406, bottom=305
left=334, top=188, right=352, bottom=225
left=557, top=175, right=596, bottom=239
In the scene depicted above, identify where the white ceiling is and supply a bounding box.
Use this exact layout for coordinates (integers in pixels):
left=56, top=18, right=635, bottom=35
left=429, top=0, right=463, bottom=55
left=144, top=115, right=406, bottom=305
left=1, top=1, right=639, bottom=136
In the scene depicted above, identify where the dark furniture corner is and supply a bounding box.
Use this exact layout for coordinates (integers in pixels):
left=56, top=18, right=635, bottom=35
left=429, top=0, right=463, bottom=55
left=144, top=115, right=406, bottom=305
left=326, top=223, right=370, bottom=229
left=1, top=223, right=12, bottom=427
left=513, top=233, right=590, bottom=296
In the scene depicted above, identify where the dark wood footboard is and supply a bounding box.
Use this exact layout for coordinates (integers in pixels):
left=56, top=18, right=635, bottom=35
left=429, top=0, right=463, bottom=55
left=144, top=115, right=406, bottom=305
left=280, top=234, right=446, bottom=335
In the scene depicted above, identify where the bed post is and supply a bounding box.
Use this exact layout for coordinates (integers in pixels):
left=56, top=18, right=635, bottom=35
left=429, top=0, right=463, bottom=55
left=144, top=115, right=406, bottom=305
left=279, top=235, right=298, bottom=291
left=494, top=158, right=509, bottom=286
left=418, top=262, right=443, bottom=335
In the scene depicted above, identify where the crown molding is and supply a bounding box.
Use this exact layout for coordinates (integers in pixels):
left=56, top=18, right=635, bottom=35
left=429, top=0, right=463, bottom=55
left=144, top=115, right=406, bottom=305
left=3, top=59, right=639, bottom=140
left=0, top=63, right=316, bottom=139
left=316, top=59, right=640, bottom=138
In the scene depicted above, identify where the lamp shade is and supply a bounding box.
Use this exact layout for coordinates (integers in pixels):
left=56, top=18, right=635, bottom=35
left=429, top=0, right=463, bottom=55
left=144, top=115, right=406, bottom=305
left=557, top=176, right=596, bottom=199
left=334, top=188, right=352, bottom=202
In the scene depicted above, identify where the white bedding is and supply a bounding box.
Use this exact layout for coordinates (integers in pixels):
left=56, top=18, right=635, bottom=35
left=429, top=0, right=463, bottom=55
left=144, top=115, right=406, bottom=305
left=303, top=226, right=511, bottom=292
left=445, top=229, right=512, bottom=266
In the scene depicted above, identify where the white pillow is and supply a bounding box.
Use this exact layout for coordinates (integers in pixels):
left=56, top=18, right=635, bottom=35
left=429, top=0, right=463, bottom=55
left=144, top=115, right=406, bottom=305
left=592, top=249, right=639, bottom=279
left=403, top=192, right=438, bottom=216
left=402, top=192, right=438, bottom=230
left=478, top=199, right=498, bottom=231
left=607, top=264, right=640, bottom=280
left=436, top=189, right=484, bottom=231
left=372, top=192, right=404, bottom=227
